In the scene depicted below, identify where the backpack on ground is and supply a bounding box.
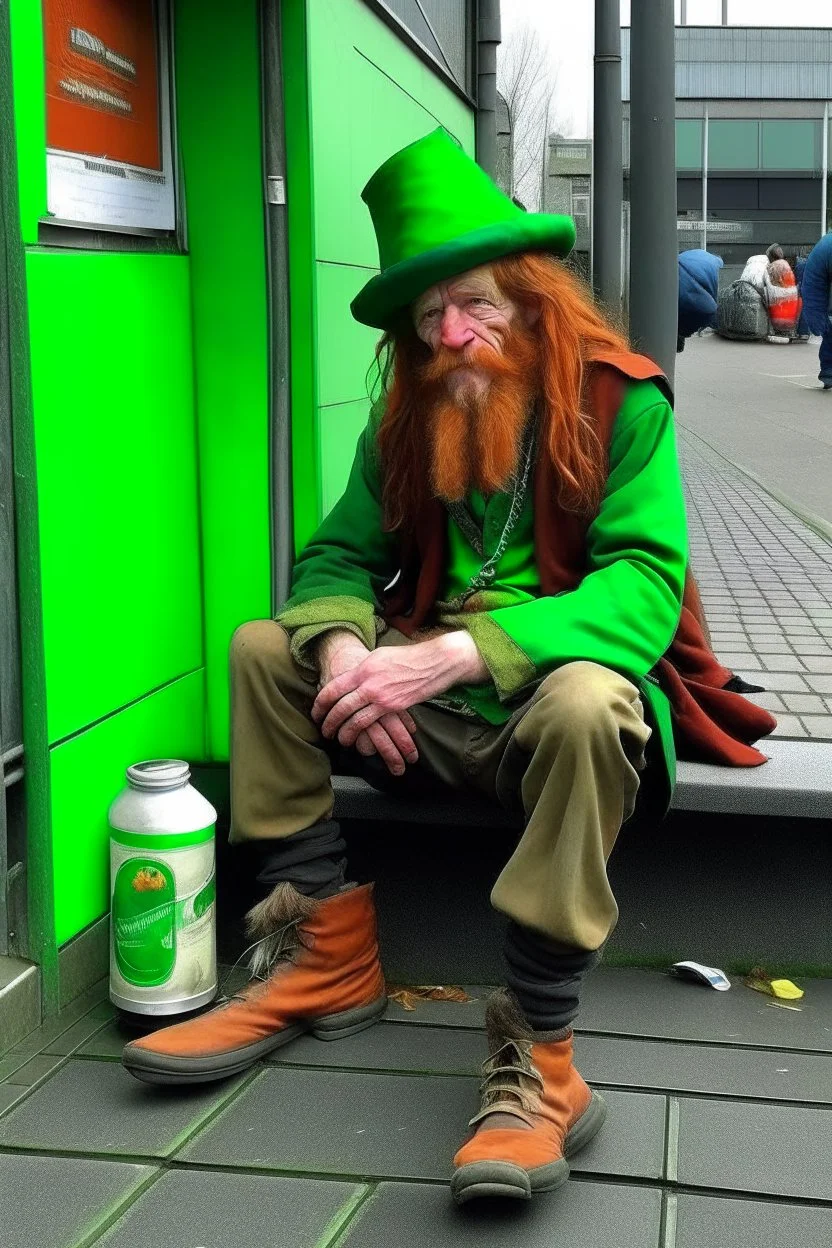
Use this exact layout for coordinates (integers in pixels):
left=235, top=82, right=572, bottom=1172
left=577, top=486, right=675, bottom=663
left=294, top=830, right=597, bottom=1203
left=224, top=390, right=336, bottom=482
left=716, top=279, right=770, bottom=341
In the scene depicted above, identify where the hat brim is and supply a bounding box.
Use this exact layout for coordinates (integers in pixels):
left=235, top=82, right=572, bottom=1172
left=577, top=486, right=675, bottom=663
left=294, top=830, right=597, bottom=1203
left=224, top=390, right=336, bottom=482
left=350, top=214, right=577, bottom=329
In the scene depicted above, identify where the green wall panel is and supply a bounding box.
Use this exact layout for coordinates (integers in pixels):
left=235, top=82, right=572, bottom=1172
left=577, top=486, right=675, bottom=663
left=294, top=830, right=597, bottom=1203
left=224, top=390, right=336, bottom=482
left=25, top=251, right=203, bottom=745
left=50, top=671, right=205, bottom=946
left=286, top=0, right=475, bottom=543
left=309, top=0, right=475, bottom=268
left=175, top=0, right=271, bottom=762
left=318, top=399, right=377, bottom=518
left=316, top=262, right=382, bottom=408
left=9, top=0, right=47, bottom=243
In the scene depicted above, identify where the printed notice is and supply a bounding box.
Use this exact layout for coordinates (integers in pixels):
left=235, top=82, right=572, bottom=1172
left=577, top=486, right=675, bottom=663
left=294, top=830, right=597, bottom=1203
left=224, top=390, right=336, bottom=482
left=43, top=0, right=175, bottom=232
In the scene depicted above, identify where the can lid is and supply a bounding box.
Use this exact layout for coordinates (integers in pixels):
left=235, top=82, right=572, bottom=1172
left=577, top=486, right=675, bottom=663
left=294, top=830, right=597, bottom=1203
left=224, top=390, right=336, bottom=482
left=126, top=760, right=190, bottom=792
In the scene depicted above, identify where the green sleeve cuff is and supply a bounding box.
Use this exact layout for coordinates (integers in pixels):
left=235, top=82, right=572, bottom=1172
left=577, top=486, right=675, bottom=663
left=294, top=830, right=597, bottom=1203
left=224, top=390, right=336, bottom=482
left=275, top=595, right=383, bottom=674
left=461, top=612, right=536, bottom=701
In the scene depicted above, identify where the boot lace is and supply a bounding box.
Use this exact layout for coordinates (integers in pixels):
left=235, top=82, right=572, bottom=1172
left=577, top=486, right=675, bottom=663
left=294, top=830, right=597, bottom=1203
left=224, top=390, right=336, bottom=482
left=469, top=1037, right=544, bottom=1128
left=215, top=918, right=308, bottom=1006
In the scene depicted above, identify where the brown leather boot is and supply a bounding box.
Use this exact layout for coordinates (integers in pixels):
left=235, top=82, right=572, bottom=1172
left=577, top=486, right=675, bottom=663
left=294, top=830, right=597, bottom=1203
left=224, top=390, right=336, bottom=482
left=451, top=991, right=605, bottom=1203
left=122, top=882, right=386, bottom=1085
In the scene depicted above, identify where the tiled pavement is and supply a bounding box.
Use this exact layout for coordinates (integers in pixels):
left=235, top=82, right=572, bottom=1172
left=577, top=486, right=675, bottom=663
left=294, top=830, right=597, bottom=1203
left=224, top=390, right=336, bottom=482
left=2, top=969, right=832, bottom=1247
left=680, top=428, right=832, bottom=741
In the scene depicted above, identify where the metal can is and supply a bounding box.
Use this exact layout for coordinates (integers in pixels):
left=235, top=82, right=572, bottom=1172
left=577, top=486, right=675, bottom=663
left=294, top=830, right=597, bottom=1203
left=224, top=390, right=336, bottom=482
left=108, top=759, right=218, bottom=1017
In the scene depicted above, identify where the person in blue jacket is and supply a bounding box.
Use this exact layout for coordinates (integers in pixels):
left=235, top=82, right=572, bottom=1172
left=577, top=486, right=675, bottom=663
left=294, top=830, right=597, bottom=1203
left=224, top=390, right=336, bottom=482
left=798, top=231, right=832, bottom=387
left=677, top=248, right=724, bottom=352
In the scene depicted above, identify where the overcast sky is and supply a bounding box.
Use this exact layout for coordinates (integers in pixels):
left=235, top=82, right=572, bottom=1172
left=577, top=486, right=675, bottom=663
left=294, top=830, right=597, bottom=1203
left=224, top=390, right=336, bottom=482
left=500, top=1, right=832, bottom=139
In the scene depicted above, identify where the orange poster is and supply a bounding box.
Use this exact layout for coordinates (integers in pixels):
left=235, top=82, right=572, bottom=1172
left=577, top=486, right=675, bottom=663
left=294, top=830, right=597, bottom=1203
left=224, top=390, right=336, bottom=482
left=44, top=0, right=161, bottom=171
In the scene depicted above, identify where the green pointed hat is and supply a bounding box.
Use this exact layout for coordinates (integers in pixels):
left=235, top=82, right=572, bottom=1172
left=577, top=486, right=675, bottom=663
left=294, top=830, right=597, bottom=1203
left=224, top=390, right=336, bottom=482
left=351, top=128, right=576, bottom=329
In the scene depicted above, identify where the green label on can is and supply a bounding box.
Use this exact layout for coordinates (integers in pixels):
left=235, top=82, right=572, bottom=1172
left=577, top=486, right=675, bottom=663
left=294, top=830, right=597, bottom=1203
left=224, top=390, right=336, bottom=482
left=110, top=827, right=217, bottom=1002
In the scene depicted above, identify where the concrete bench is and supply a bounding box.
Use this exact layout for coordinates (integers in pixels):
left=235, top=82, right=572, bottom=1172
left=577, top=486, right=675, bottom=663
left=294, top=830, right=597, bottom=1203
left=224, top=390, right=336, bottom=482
left=333, top=739, right=832, bottom=824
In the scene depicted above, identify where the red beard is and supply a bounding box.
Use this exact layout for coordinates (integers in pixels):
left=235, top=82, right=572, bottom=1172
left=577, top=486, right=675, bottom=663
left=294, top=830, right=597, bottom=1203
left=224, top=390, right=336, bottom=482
left=416, top=324, right=539, bottom=502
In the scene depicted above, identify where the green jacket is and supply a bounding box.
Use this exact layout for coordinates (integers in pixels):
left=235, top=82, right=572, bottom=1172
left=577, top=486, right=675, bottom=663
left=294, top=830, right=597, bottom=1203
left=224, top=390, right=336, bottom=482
left=278, top=380, right=688, bottom=807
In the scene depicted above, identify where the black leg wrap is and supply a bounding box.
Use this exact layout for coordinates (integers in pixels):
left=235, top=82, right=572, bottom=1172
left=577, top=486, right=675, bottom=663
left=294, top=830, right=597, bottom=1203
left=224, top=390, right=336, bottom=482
left=503, top=921, right=603, bottom=1032
left=254, top=820, right=347, bottom=899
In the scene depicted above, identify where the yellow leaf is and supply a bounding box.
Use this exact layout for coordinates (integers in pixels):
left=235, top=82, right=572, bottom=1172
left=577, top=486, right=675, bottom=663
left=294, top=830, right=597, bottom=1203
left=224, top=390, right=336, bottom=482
left=769, top=979, right=804, bottom=1000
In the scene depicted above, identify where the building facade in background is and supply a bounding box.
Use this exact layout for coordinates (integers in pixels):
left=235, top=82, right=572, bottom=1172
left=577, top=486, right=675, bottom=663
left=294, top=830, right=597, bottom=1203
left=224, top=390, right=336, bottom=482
left=543, top=136, right=592, bottom=277
left=623, top=25, right=832, bottom=278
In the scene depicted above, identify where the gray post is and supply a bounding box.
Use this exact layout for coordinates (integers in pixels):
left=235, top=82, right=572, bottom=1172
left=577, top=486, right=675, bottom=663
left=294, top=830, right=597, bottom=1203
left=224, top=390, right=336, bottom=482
left=592, top=0, right=623, bottom=314
left=476, top=0, right=501, bottom=178
left=629, top=0, right=677, bottom=383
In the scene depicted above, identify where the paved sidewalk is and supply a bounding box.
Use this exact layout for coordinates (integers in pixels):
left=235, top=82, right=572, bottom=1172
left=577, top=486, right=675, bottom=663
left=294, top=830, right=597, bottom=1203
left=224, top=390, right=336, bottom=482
left=2, top=969, right=831, bottom=1248
left=680, top=428, right=832, bottom=742
left=676, top=333, right=832, bottom=524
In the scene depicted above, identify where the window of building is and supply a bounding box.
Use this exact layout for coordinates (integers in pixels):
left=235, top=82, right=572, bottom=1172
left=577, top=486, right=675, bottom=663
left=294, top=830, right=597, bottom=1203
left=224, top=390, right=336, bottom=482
left=383, top=0, right=471, bottom=95
left=707, top=178, right=759, bottom=211
left=571, top=176, right=590, bottom=228
left=708, top=120, right=760, bottom=171
left=761, top=120, right=819, bottom=172
left=676, top=119, right=702, bottom=170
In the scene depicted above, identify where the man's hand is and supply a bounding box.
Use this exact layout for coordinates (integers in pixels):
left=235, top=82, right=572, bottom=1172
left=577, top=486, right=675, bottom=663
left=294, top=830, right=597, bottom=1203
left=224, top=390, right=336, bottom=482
left=314, top=629, right=420, bottom=776
left=312, top=631, right=489, bottom=756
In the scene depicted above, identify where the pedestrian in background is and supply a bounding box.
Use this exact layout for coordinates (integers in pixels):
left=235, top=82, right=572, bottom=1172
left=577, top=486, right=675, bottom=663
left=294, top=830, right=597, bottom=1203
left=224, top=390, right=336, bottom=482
left=677, top=248, right=723, bottom=352
left=741, top=243, right=784, bottom=301
left=766, top=258, right=801, bottom=340
left=798, top=231, right=832, bottom=388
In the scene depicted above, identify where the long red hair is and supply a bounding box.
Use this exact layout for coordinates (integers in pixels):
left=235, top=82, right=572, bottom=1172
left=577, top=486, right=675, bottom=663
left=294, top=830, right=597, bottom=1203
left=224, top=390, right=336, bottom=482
left=375, top=253, right=629, bottom=533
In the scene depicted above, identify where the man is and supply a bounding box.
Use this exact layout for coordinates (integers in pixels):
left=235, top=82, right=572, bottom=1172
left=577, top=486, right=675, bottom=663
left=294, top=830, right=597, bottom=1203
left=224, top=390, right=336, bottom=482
left=798, top=231, right=832, bottom=388
left=123, top=131, right=774, bottom=1205
left=677, top=247, right=723, bottom=352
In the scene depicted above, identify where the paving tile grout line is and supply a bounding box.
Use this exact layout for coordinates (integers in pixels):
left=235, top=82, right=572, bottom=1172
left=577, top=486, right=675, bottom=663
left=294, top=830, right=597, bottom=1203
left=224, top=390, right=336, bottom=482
left=163, top=1064, right=265, bottom=1160
left=315, top=1183, right=378, bottom=1248
left=74, top=1166, right=167, bottom=1248
left=0, top=1017, right=116, bottom=1121
left=660, top=1192, right=678, bottom=1248
left=5, top=1141, right=832, bottom=1212
left=664, top=1097, right=680, bottom=1185
left=56, top=1052, right=832, bottom=1110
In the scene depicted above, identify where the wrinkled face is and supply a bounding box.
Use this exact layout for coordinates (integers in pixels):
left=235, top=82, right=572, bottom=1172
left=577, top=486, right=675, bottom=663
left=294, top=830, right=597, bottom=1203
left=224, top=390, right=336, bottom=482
left=411, top=264, right=525, bottom=402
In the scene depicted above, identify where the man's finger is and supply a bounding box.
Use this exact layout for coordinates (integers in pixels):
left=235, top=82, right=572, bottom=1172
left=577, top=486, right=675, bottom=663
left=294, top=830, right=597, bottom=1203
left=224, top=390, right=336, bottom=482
left=355, top=730, right=377, bottom=757
left=312, top=669, right=362, bottom=723
left=320, top=689, right=371, bottom=738
left=399, top=709, right=418, bottom=736
left=366, top=722, right=406, bottom=776
left=381, top=713, right=419, bottom=764
left=336, top=701, right=386, bottom=747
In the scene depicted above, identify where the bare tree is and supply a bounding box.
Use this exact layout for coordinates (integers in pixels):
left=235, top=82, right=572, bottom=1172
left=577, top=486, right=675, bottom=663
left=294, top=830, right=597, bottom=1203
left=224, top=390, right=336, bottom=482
left=497, top=25, right=560, bottom=211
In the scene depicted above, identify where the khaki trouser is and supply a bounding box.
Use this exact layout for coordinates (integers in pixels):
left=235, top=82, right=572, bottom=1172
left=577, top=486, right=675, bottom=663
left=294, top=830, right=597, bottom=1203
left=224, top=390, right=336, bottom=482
left=229, top=620, right=651, bottom=952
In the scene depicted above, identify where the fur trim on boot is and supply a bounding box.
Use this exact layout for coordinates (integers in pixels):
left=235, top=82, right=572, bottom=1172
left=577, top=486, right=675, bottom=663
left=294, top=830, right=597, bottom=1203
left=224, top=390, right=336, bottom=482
left=245, top=881, right=319, bottom=979
left=485, top=989, right=535, bottom=1053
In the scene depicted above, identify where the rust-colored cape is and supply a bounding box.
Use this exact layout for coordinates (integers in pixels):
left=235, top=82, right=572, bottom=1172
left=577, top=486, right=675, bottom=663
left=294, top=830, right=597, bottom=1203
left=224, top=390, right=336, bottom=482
left=384, top=351, right=776, bottom=767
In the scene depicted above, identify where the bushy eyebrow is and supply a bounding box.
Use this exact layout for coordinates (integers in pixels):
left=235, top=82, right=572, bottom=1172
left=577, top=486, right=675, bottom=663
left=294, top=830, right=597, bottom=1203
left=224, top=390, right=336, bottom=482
left=413, top=280, right=499, bottom=318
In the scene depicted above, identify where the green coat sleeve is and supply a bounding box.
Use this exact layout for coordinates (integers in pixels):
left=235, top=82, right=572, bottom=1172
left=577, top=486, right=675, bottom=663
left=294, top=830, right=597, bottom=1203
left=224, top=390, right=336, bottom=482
left=275, top=414, right=397, bottom=671
left=464, top=383, right=688, bottom=699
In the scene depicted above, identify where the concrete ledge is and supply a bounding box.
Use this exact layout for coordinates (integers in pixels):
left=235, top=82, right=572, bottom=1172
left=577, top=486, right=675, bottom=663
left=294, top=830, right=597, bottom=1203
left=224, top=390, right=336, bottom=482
left=674, top=740, right=832, bottom=818
left=333, top=739, right=832, bottom=825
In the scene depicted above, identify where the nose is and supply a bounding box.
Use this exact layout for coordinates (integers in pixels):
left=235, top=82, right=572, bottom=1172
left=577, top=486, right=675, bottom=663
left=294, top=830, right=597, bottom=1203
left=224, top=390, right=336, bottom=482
left=439, top=304, right=475, bottom=350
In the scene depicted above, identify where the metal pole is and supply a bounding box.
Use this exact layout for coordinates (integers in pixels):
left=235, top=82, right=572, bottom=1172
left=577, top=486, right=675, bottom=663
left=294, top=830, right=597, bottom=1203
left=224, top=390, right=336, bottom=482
left=702, top=107, right=708, bottom=251
left=721, top=0, right=729, bottom=25
left=592, top=0, right=623, bottom=314
left=475, top=0, right=501, bottom=178
left=629, top=0, right=677, bottom=382
left=822, top=102, right=828, bottom=238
